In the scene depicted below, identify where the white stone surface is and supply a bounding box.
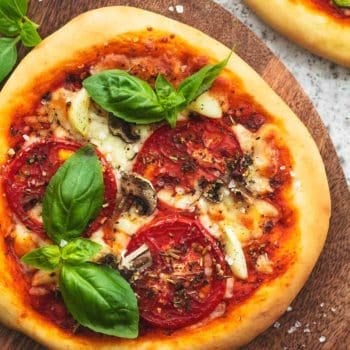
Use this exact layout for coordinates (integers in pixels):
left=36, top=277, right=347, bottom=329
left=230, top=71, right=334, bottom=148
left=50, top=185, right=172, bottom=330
left=214, top=0, right=350, bottom=184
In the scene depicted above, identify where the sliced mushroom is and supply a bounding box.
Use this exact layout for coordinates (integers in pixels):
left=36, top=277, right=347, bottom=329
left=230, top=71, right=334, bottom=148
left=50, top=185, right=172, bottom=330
left=120, top=173, right=157, bottom=215
left=108, top=114, right=140, bottom=143
left=120, top=244, right=152, bottom=272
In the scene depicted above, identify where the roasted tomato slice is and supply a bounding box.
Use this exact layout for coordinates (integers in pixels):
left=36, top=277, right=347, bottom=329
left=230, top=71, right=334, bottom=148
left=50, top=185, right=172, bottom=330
left=133, top=117, right=241, bottom=191
left=3, top=139, right=116, bottom=236
left=126, top=215, right=227, bottom=329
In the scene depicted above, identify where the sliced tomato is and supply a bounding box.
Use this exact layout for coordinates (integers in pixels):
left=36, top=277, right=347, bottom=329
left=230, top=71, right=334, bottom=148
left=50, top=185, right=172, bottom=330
left=3, top=139, right=117, bottom=237
left=133, top=117, right=241, bottom=191
left=126, top=215, right=227, bottom=329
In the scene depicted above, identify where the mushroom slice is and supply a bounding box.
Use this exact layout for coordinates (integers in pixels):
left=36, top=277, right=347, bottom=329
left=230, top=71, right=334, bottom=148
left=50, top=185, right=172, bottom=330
left=120, top=244, right=152, bottom=272
left=108, top=114, right=140, bottom=143
left=120, top=173, right=157, bottom=215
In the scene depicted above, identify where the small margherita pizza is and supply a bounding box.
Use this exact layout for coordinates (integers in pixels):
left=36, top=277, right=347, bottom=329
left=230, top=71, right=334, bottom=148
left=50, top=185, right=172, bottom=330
left=245, top=0, right=350, bottom=67
left=0, top=6, right=331, bottom=350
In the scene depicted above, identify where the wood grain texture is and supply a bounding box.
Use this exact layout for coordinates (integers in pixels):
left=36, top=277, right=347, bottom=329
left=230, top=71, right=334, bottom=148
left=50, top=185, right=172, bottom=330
left=1, top=0, right=349, bottom=349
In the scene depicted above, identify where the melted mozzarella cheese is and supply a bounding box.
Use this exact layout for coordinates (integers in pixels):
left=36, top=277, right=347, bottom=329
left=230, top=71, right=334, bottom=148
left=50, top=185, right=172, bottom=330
left=188, top=92, right=222, bottom=118
left=256, top=253, right=273, bottom=274
left=114, top=208, right=155, bottom=236
left=232, top=124, right=274, bottom=194
left=223, top=226, right=248, bottom=280
left=157, top=188, right=200, bottom=211
left=87, top=111, right=151, bottom=172
left=89, top=229, right=112, bottom=261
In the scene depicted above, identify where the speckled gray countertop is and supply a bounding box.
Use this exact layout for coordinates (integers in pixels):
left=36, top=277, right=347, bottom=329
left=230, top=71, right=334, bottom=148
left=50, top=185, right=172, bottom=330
left=213, top=0, right=350, bottom=184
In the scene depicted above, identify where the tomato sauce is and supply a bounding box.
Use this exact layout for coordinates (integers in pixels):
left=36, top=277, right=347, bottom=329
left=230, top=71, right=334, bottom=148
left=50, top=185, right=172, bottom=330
left=2, top=32, right=297, bottom=337
left=305, top=0, right=350, bottom=20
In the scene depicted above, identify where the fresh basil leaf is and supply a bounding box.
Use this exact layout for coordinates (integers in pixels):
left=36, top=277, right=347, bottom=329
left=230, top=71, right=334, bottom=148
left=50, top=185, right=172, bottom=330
left=165, top=109, right=178, bottom=128
left=0, top=15, right=21, bottom=36
left=0, top=37, right=18, bottom=83
left=83, top=70, right=165, bottom=124
left=178, top=53, right=231, bottom=105
left=21, top=245, right=60, bottom=271
left=155, top=74, right=185, bottom=111
left=20, top=21, right=41, bottom=47
left=60, top=263, right=139, bottom=338
left=0, top=0, right=27, bottom=18
left=42, top=145, right=104, bottom=244
left=61, top=238, right=102, bottom=264
left=333, top=0, right=350, bottom=7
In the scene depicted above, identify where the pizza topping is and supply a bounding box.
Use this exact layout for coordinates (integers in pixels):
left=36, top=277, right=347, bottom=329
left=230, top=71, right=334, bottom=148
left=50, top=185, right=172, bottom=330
left=119, top=172, right=157, bottom=216
left=332, top=0, right=350, bottom=8
left=108, top=114, right=141, bottom=143
left=83, top=53, right=230, bottom=127
left=67, top=88, right=91, bottom=136
left=3, top=140, right=117, bottom=237
left=20, top=146, right=140, bottom=338
left=134, top=117, right=242, bottom=191
left=188, top=91, right=223, bottom=119
left=119, top=243, right=152, bottom=272
left=222, top=226, right=248, bottom=279
left=42, top=145, right=104, bottom=243
left=126, top=215, right=227, bottom=329
left=256, top=253, right=273, bottom=274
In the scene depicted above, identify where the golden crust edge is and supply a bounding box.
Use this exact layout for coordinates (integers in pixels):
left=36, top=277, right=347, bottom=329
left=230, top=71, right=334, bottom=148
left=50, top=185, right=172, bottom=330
left=0, top=6, right=331, bottom=350
left=245, top=0, right=350, bottom=67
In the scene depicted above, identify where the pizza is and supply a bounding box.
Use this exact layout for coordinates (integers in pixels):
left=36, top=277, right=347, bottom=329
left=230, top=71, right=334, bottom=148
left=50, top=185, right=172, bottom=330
left=245, top=0, right=350, bottom=67
left=0, top=6, right=331, bottom=350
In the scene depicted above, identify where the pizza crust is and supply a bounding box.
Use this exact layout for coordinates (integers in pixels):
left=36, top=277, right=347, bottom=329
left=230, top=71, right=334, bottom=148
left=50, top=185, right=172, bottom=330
left=0, top=6, right=331, bottom=349
left=245, top=0, right=350, bottom=67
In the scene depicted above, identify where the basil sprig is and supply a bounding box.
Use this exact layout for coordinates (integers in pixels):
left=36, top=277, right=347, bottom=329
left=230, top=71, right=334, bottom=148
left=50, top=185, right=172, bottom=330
left=21, top=145, right=139, bottom=339
left=42, top=145, right=104, bottom=244
left=22, top=238, right=102, bottom=271
left=0, top=0, right=42, bottom=83
left=333, top=0, right=350, bottom=7
left=83, top=53, right=231, bottom=127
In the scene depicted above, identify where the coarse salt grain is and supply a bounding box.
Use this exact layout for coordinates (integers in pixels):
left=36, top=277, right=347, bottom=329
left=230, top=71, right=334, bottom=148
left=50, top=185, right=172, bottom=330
left=303, top=328, right=311, bottom=333
left=320, top=302, right=325, bottom=307
left=287, top=306, right=293, bottom=312
left=295, top=321, right=302, bottom=328
left=23, top=134, right=30, bottom=141
left=273, top=321, right=281, bottom=329
left=331, top=307, right=337, bottom=313
left=287, top=326, right=296, bottom=334
left=168, top=5, right=174, bottom=11
left=175, top=5, right=184, bottom=13
left=279, top=165, right=286, bottom=170
left=319, top=336, right=326, bottom=343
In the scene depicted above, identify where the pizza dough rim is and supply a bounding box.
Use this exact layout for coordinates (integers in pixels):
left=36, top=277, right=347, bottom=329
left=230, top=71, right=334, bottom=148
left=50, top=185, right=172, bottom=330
left=245, top=0, right=350, bottom=67
left=0, top=6, right=331, bottom=350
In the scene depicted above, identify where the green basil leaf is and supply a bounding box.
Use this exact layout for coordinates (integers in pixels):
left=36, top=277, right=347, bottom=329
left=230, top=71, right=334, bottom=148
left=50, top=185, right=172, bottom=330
left=0, top=37, right=18, bottom=83
left=20, top=21, right=41, bottom=47
left=155, top=74, right=185, bottom=111
left=333, top=0, right=350, bottom=7
left=178, top=53, right=231, bottom=105
left=0, top=15, right=21, bottom=36
left=83, top=70, right=165, bottom=124
left=21, top=245, right=60, bottom=271
left=42, top=145, right=104, bottom=244
left=165, top=109, right=178, bottom=128
left=60, top=263, right=139, bottom=338
left=0, top=0, right=27, bottom=19
left=61, top=238, right=102, bottom=264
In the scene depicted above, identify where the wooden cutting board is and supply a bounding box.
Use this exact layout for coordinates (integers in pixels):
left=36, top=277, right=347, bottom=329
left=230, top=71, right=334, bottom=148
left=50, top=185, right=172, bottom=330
left=1, top=0, right=349, bottom=349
